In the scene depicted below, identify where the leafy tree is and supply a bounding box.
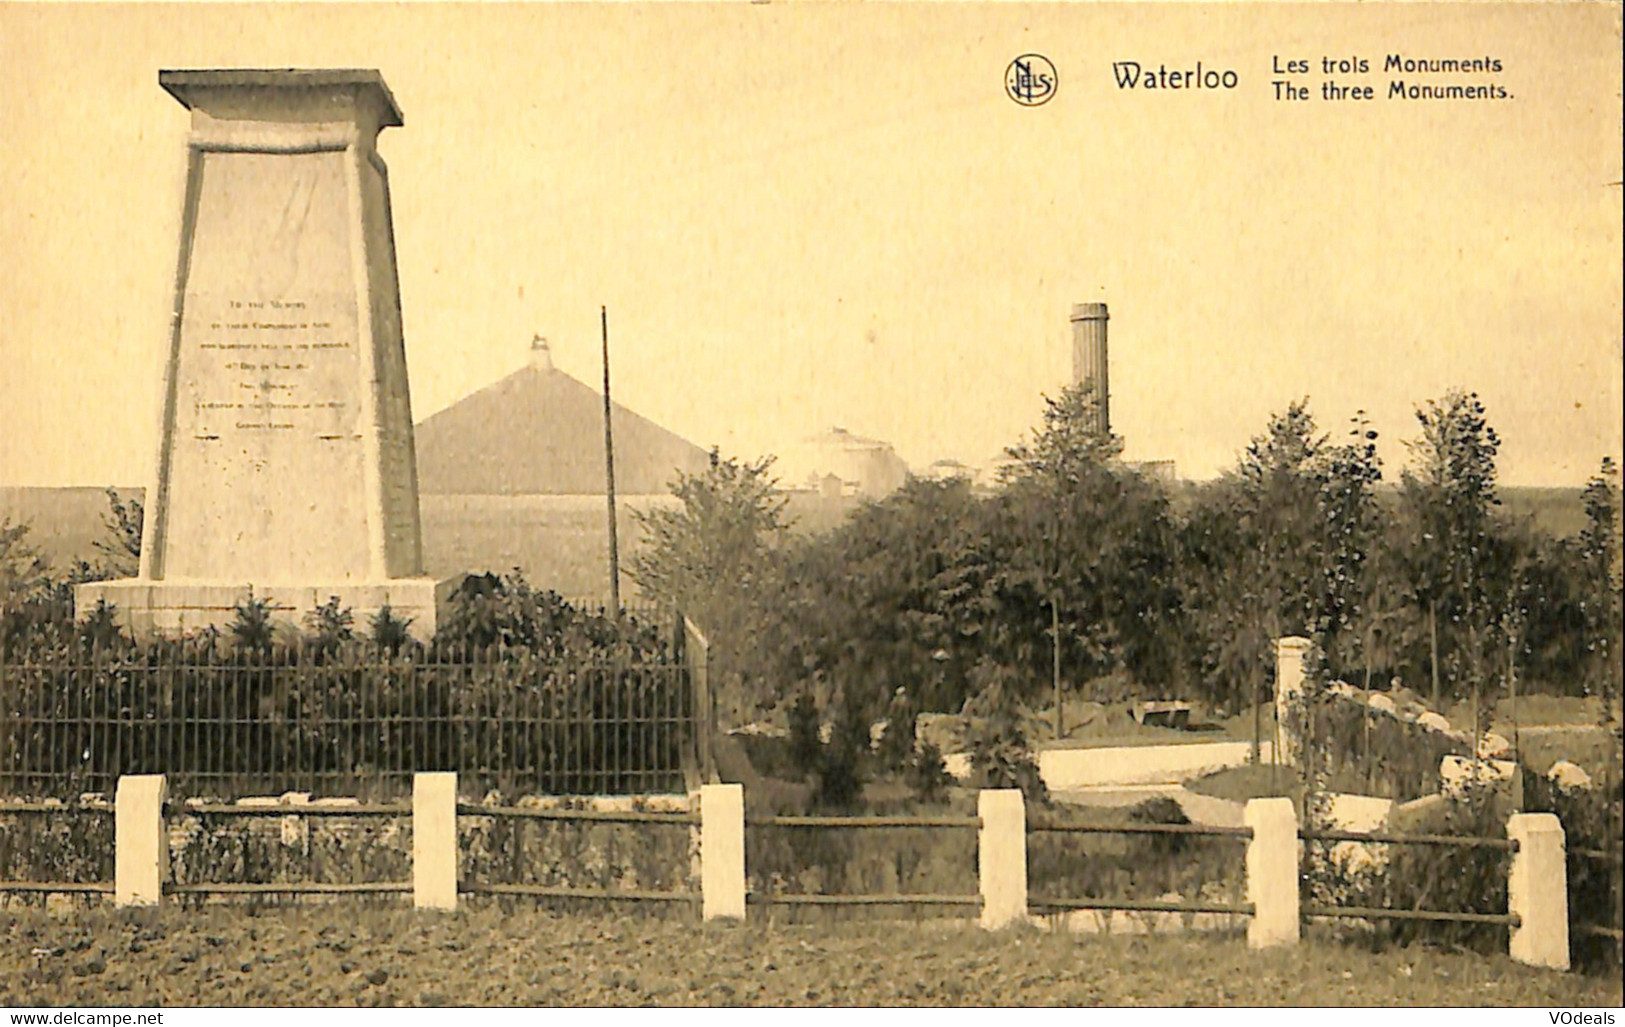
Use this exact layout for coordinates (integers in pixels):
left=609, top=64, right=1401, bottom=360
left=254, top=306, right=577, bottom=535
left=1233, top=398, right=1327, bottom=640
left=1578, top=457, right=1622, bottom=719
left=630, top=453, right=789, bottom=722
left=94, top=488, right=143, bottom=578
left=0, top=518, right=52, bottom=611
left=994, top=382, right=1180, bottom=710
left=1178, top=483, right=1271, bottom=718
left=630, top=453, right=788, bottom=617
left=816, top=696, right=870, bottom=809
left=1313, top=412, right=1385, bottom=669
left=768, top=475, right=992, bottom=720
left=1179, top=405, right=1320, bottom=703
left=1397, top=390, right=1501, bottom=711
left=753, top=385, right=1177, bottom=732
left=1178, top=402, right=1381, bottom=763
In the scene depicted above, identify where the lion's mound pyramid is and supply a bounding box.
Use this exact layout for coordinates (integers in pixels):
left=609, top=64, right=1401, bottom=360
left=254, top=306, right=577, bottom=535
left=414, top=341, right=709, bottom=495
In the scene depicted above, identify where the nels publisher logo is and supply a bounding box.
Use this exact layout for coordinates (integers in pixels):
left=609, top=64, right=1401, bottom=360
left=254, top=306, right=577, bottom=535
left=1006, top=54, right=1057, bottom=106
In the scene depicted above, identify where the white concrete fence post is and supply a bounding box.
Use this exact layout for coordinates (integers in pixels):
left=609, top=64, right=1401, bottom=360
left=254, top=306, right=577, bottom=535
left=1507, top=811, right=1569, bottom=970
left=115, top=774, right=168, bottom=907
left=1244, top=796, right=1299, bottom=948
left=978, top=788, right=1027, bottom=930
left=701, top=783, right=745, bottom=920
left=1274, top=636, right=1311, bottom=770
left=412, top=772, right=458, bottom=911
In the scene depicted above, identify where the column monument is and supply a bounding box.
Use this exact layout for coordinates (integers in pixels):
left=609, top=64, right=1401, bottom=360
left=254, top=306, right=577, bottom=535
left=78, top=69, right=445, bottom=639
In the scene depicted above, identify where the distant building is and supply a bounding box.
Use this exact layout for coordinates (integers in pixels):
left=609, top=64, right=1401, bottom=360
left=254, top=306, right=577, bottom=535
left=1130, top=459, right=1177, bottom=483
left=923, top=458, right=982, bottom=487
left=414, top=336, right=710, bottom=495
left=778, top=426, right=909, bottom=498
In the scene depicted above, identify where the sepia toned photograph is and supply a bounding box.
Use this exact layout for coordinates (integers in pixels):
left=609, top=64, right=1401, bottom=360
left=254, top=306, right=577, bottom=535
left=0, top=0, right=1620, bottom=1011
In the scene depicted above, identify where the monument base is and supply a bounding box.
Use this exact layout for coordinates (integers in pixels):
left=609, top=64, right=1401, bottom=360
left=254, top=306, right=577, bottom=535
left=75, top=578, right=454, bottom=643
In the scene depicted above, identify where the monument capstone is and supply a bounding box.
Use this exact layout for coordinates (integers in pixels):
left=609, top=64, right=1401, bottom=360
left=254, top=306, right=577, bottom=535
left=78, top=69, right=447, bottom=639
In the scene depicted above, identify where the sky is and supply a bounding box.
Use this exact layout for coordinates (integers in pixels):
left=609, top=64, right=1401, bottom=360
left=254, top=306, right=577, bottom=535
left=2, top=2, right=1621, bottom=489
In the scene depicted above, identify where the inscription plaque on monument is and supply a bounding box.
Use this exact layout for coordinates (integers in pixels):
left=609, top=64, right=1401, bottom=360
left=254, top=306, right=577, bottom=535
left=78, top=69, right=446, bottom=638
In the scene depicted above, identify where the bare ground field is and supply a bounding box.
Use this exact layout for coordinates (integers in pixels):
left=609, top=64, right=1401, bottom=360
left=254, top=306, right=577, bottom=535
left=2, top=905, right=1619, bottom=1007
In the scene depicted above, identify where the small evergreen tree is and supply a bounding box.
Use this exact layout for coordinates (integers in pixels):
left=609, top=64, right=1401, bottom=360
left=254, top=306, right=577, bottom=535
left=370, top=604, right=414, bottom=656
left=304, top=595, right=354, bottom=654
left=229, top=591, right=275, bottom=651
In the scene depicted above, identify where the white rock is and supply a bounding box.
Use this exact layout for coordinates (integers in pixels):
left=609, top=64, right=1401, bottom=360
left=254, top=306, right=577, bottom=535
left=1547, top=760, right=1593, bottom=790
left=1367, top=694, right=1397, bottom=715
left=1416, top=711, right=1452, bottom=733
left=280, top=814, right=308, bottom=847
left=731, top=721, right=788, bottom=738
left=1390, top=793, right=1449, bottom=831
left=1477, top=732, right=1512, bottom=759
left=1315, top=792, right=1394, bottom=833
left=1439, top=754, right=1516, bottom=797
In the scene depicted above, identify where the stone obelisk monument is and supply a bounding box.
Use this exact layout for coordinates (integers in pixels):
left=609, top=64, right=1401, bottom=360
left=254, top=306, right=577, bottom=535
left=78, top=70, right=443, bottom=639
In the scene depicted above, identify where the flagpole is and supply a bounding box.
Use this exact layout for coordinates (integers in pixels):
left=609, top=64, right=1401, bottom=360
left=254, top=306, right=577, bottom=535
left=601, top=305, right=622, bottom=620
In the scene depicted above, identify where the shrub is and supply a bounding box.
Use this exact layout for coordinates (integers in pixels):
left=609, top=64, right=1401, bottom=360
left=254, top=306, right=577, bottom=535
left=963, top=661, right=1047, bottom=803
left=434, top=570, right=667, bottom=661
left=78, top=599, right=124, bottom=651
left=876, top=687, right=918, bottom=772
left=744, top=785, right=979, bottom=918
left=905, top=742, right=953, bottom=804
left=1311, top=692, right=1469, bottom=801
left=787, top=691, right=821, bottom=782
left=814, top=700, right=869, bottom=810
left=1027, top=797, right=1245, bottom=908
left=0, top=584, right=696, bottom=800
left=1304, top=787, right=1511, bottom=953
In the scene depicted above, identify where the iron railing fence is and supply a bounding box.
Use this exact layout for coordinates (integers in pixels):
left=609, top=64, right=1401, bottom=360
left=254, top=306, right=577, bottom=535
left=0, top=640, right=698, bottom=800
left=559, top=598, right=672, bottom=624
